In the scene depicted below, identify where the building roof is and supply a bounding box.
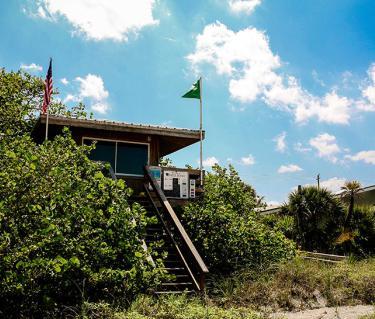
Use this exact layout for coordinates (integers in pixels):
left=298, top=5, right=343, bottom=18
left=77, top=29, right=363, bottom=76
left=38, top=115, right=204, bottom=138
left=34, top=115, right=204, bottom=156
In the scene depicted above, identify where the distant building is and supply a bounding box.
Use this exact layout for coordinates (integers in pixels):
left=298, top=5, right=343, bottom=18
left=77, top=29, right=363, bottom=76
left=337, top=184, right=375, bottom=207
left=258, top=184, right=375, bottom=215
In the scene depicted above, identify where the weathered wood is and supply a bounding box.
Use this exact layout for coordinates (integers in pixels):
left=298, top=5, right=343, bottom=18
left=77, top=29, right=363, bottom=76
left=144, top=184, right=201, bottom=291
left=144, top=166, right=209, bottom=289
left=300, top=251, right=347, bottom=263
left=35, top=115, right=204, bottom=157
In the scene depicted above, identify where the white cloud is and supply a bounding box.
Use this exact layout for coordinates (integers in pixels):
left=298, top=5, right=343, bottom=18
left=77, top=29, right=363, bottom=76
left=228, top=0, right=261, bottom=15
left=316, top=92, right=351, bottom=124
left=241, top=154, right=255, bottom=165
left=302, top=177, right=346, bottom=193
left=34, top=0, right=159, bottom=42
left=75, top=74, right=109, bottom=114
left=345, top=151, right=375, bottom=165
left=63, top=93, right=78, bottom=103
left=61, top=78, right=69, bottom=85
left=91, top=102, right=110, bottom=114
left=274, top=131, right=286, bottom=152
left=309, top=133, right=341, bottom=163
left=294, top=142, right=312, bottom=153
left=312, top=70, right=325, bottom=87
left=358, top=63, right=375, bottom=112
left=62, top=74, right=110, bottom=114
left=76, top=74, right=109, bottom=101
left=187, top=22, right=354, bottom=124
left=20, top=63, right=43, bottom=72
left=202, top=156, right=219, bottom=167
left=278, top=164, right=302, bottom=174
left=320, top=177, right=346, bottom=193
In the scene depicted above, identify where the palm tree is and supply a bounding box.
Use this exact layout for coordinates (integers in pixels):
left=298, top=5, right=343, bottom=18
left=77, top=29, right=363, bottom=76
left=286, top=186, right=345, bottom=251
left=336, top=180, right=362, bottom=245
left=340, top=180, right=362, bottom=227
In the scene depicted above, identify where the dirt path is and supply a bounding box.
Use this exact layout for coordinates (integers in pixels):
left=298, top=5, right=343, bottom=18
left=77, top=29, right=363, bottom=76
left=271, top=305, right=374, bottom=319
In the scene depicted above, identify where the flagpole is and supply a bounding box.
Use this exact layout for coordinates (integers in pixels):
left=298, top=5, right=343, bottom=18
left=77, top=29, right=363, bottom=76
left=44, top=57, right=52, bottom=141
left=45, top=107, right=49, bottom=141
left=199, top=76, right=203, bottom=186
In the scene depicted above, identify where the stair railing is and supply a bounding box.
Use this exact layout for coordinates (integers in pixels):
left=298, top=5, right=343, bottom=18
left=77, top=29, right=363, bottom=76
left=144, top=166, right=209, bottom=290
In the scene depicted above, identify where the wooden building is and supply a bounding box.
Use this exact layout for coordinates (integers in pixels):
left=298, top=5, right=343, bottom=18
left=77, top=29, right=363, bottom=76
left=33, top=115, right=204, bottom=197
left=33, top=115, right=209, bottom=292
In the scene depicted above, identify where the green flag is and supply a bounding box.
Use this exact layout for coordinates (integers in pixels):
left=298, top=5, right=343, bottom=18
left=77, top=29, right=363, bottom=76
left=182, top=78, right=201, bottom=99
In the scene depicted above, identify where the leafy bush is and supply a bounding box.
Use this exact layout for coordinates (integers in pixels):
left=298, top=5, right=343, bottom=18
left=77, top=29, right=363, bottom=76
left=261, top=214, right=295, bottom=239
left=181, top=165, right=296, bottom=273
left=0, top=131, right=163, bottom=317
left=282, top=186, right=345, bottom=252
left=341, top=206, right=375, bottom=256
left=0, top=69, right=43, bottom=135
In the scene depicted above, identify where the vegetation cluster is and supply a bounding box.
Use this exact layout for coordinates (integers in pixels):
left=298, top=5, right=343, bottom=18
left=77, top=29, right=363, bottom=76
left=181, top=164, right=296, bottom=273
left=1, top=69, right=374, bottom=318
left=263, top=185, right=375, bottom=256
left=0, top=70, right=164, bottom=317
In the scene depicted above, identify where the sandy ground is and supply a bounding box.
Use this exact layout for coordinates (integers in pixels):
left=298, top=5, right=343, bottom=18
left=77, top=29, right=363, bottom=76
left=271, top=305, right=374, bottom=319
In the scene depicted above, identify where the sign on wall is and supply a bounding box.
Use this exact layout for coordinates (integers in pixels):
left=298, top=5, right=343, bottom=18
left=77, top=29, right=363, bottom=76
left=163, top=170, right=190, bottom=198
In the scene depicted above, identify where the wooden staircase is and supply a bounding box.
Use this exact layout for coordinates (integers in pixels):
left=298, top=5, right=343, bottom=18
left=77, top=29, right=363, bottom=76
left=129, top=166, right=209, bottom=293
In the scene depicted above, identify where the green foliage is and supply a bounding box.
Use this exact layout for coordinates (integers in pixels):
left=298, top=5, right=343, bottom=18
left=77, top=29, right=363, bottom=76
left=158, top=157, right=174, bottom=167
left=182, top=164, right=296, bottom=273
left=341, top=206, right=375, bottom=256
left=0, top=69, right=44, bottom=135
left=261, top=214, right=296, bottom=239
left=0, top=68, right=92, bottom=137
left=0, top=131, right=163, bottom=317
left=283, top=186, right=345, bottom=252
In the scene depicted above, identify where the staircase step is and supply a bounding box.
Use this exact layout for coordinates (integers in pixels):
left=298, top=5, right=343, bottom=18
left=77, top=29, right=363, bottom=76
left=131, top=192, right=203, bottom=293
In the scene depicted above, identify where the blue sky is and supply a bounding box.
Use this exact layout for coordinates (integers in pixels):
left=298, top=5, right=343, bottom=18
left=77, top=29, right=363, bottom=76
left=1, top=0, right=375, bottom=204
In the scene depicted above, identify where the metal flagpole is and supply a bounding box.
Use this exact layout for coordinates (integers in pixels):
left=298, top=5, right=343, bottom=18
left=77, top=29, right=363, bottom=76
left=199, top=76, right=203, bottom=186
left=44, top=57, right=52, bottom=141
left=45, top=106, right=49, bottom=141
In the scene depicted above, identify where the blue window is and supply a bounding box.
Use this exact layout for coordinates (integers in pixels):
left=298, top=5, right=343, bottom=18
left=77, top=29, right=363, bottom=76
left=84, top=138, right=148, bottom=176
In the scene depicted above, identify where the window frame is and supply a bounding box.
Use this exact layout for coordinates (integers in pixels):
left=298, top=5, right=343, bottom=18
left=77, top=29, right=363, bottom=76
left=82, top=136, right=150, bottom=177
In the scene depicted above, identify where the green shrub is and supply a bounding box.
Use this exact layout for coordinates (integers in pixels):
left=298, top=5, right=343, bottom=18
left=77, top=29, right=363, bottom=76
left=0, top=131, right=163, bottom=317
left=282, top=186, right=345, bottom=252
left=340, top=206, right=375, bottom=256
left=261, top=214, right=295, bottom=239
left=181, top=165, right=296, bottom=274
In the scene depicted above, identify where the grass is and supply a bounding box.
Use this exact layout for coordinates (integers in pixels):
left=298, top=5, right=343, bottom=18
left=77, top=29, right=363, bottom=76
left=80, top=295, right=269, bottom=319
left=75, top=258, right=374, bottom=318
left=208, top=257, right=375, bottom=311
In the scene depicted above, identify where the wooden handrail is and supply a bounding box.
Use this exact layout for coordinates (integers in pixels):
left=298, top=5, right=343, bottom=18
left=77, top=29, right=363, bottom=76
left=144, top=166, right=209, bottom=279
left=144, top=184, right=201, bottom=290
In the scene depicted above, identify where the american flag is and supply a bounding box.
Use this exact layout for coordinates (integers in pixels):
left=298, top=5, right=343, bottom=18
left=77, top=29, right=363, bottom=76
left=42, top=58, right=53, bottom=114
